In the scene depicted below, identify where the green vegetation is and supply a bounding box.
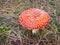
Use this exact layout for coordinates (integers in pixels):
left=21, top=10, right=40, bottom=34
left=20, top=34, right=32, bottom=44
left=0, top=25, right=11, bottom=44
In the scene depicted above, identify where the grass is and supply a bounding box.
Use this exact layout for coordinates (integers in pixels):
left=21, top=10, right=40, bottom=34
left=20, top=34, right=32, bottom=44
left=0, top=25, right=11, bottom=45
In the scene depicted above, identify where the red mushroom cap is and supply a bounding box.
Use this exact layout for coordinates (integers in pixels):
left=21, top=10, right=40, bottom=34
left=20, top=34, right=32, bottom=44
left=19, top=8, right=50, bottom=30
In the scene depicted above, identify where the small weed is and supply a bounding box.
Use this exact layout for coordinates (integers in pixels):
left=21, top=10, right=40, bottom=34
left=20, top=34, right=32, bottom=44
left=49, top=0, right=55, bottom=5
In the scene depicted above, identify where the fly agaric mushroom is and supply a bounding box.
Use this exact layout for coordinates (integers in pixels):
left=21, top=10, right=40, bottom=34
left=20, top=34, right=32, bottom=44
left=19, top=8, right=50, bottom=33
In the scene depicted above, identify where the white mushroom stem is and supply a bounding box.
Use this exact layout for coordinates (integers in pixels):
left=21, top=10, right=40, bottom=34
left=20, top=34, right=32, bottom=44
left=32, top=29, right=39, bottom=34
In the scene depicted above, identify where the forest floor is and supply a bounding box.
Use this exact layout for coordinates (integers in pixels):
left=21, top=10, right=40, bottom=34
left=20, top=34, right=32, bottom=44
left=0, top=0, right=60, bottom=45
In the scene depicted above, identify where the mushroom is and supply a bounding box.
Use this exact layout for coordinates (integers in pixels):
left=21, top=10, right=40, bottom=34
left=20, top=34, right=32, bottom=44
left=19, top=8, right=50, bottom=34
